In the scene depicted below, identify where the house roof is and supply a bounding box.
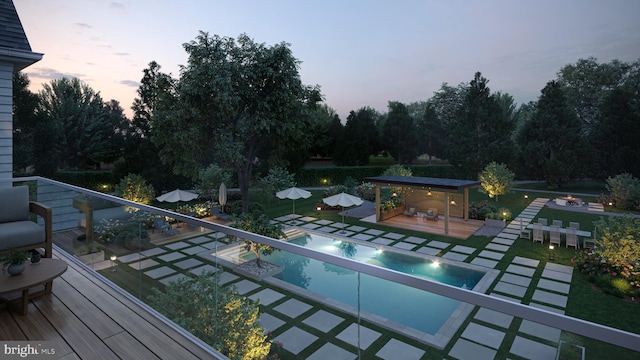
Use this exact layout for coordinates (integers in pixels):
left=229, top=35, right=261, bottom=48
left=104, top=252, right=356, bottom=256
left=364, top=175, right=480, bottom=191
left=0, top=0, right=42, bottom=70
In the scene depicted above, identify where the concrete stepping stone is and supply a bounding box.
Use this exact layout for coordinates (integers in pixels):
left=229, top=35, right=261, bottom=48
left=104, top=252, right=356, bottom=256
left=532, top=289, right=568, bottom=308
left=188, top=236, right=214, bottom=244
left=299, top=216, right=316, bottom=222
left=301, top=223, right=322, bottom=230
left=494, top=281, right=527, bottom=298
left=165, top=241, right=190, bottom=250
left=537, top=279, right=570, bottom=294
left=181, top=246, right=209, bottom=255
left=118, top=253, right=144, bottom=263
left=200, top=241, right=221, bottom=250
left=502, top=228, right=521, bottom=235
left=529, top=302, right=565, bottom=315
left=519, top=320, right=561, bottom=343
left=506, top=264, right=536, bottom=277
left=498, top=232, right=519, bottom=240
left=140, top=248, right=166, bottom=257
left=404, top=236, right=426, bottom=244
left=500, top=273, right=532, bottom=287
left=470, top=257, right=498, bottom=268
left=448, top=338, right=497, bottom=360
left=490, top=293, right=522, bottom=303
left=393, top=242, right=416, bottom=251
left=248, top=288, right=286, bottom=306
left=376, top=339, right=425, bottom=360
left=545, top=262, right=574, bottom=274
left=233, top=279, right=261, bottom=295
left=351, top=233, right=373, bottom=241
left=513, top=256, right=540, bottom=268
left=346, top=225, right=366, bottom=232
left=336, top=323, right=381, bottom=350
left=510, top=335, right=557, bottom=360
left=303, top=310, right=344, bottom=332
left=492, top=237, right=515, bottom=246
left=427, top=240, right=450, bottom=249
left=259, top=313, right=285, bottom=332
left=307, top=343, right=356, bottom=360
left=159, top=273, right=189, bottom=285
left=442, top=252, right=468, bottom=262
left=335, top=230, right=355, bottom=237
left=190, top=264, right=217, bottom=276
left=460, top=322, right=505, bottom=349
left=158, top=252, right=187, bottom=262
left=371, top=238, right=394, bottom=246
left=316, top=226, right=339, bottom=233
left=210, top=232, right=228, bottom=240
left=218, top=272, right=239, bottom=285
left=478, top=250, right=504, bottom=260
left=364, top=229, right=384, bottom=236
left=474, top=308, right=513, bottom=329
left=174, top=258, right=203, bottom=269
left=274, top=327, right=318, bottom=355
left=273, top=298, right=313, bottom=318
left=541, top=268, right=572, bottom=283
left=128, top=258, right=158, bottom=270
left=145, top=266, right=176, bottom=279
left=416, top=246, right=441, bottom=256
left=452, top=245, right=476, bottom=254
left=384, top=232, right=404, bottom=240
left=314, top=219, right=333, bottom=225
left=486, top=243, right=510, bottom=252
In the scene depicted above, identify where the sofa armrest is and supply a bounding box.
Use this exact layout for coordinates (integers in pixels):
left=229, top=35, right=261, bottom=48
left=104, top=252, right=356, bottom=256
left=29, top=201, right=53, bottom=258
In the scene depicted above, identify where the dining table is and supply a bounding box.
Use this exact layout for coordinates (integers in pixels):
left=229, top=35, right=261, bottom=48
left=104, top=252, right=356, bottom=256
left=526, top=224, right=591, bottom=238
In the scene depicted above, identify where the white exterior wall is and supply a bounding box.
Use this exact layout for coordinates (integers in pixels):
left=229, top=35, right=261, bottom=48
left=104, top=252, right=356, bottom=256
left=0, top=61, right=12, bottom=181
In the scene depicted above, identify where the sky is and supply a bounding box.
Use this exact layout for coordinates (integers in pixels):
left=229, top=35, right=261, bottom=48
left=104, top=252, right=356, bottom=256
left=14, top=0, right=640, bottom=120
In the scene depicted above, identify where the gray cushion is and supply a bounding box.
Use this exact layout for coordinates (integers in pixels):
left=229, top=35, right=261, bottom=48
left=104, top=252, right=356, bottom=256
left=0, top=186, right=30, bottom=223
left=0, top=221, right=45, bottom=250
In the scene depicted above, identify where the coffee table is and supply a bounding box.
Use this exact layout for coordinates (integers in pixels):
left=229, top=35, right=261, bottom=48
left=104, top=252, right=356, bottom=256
left=0, top=258, right=67, bottom=315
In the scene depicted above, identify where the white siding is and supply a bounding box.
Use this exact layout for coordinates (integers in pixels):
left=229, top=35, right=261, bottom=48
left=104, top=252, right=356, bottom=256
left=0, top=62, right=12, bottom=180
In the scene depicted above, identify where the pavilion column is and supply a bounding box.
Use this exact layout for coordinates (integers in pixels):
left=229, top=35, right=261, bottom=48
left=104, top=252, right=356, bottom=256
left=375, top=184, right=381, bottom=221
left=463, top=188, right=469, bottom=221
left=444, top=192, right=450, bottom=234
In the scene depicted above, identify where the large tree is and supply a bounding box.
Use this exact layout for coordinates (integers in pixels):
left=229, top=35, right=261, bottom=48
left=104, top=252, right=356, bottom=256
left=415, top=101, right=446, bottom=164
left=382, top=101, right=419, bottom=163
left=333, top=107, right=379, bottom=165
left=12, top=72, right=40, bottom=173
left=151, top=32, right=320, bottom=212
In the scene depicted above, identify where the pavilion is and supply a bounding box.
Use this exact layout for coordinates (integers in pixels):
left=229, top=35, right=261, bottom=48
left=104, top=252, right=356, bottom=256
left=363, top=175, right=480, bottom=235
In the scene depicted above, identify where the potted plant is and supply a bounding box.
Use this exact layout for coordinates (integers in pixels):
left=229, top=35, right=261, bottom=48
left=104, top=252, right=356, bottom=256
left=2, top=248, right=30, bottom=276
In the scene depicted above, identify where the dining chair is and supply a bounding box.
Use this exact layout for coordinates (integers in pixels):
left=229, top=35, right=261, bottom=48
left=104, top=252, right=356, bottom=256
left=553, top=219, right=563, bottom=227
left=550, top=225, right=561, bottom=247
left=538, top=218, right=547, bottom=226
left=569, top=222, right=580, bottom=230
left=519, top=220, right=531, bottom=240
left=533, top=223, right=544, bottom=244
left=566, top=228, right=579, bottom=249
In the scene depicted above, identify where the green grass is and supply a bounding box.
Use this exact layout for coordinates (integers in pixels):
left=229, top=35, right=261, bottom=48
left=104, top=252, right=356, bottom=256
left=512, top=179, right=608, bottom=194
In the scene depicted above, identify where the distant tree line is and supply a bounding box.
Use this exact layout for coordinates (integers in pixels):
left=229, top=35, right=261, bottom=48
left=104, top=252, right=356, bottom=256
left=13, top=32, right=640, bottom=194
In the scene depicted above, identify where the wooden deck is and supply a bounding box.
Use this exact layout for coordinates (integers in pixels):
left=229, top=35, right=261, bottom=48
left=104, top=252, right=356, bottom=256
left=0, top=250, right=223, bottom=360
left=363, top=214, right=485, bottom=239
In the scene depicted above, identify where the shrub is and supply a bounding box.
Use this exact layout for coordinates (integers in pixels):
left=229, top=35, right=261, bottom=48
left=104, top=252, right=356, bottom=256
left=605, top=173, right=640, bottom=210
left=357, top=182, right=376, bottom=201
left=469, top=201, right=498, bottom=220
left=611, top=278, right=633, bottom=295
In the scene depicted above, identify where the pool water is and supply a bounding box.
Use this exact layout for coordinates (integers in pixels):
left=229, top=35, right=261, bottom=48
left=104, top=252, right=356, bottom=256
left=243, top=232, right=485, bottom=335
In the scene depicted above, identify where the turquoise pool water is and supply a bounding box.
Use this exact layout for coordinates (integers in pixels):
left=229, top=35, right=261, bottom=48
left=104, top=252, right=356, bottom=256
left=244, top=232, right=485, bottom=335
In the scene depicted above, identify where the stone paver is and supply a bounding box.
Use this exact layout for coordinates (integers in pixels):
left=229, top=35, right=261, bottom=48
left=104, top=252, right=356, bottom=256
left=144, top=266, right=176, bottom=279
left=510, top=336, right=557, bottom=360
left=541, top=268, right=573, bottom=283
left=233, top=279, right=261, bottom=295
left=490, top=293, right=522, bottom=303
left=460, top=322, right=505, bottom=349
left=314, top=219, right=333, bottom=225
left=512, top=256, right=540, bottom=268
left=383, top=232, right=404, bottom=240
left=427, top=240, right=450, bottom=249
left=140, top=247, right=166, bottom=257
left=336, top=323, right=381, bottom=350
left=335, top=230, right=355, bottom=237
left=537, top=278, right=571, bottom=294
left=218, top=272, right=239, bottom=285
left=347, top=225, right=366, bottom=232
left=316, top=226, right=338, bottom=233
left=494, top=281, right=528, bottom=298
left=165, top=241, right=190, bottom=250
left=181, top=246, right=208, bottom=255
left=498, top=232, right=519, bottom=240
left=506, top=264, right=536, bottom=277
left=474, top=308, right=513, bottom=329
left=492, top=237, right=515, bottom=246
left=259, top=313, right=285, bottom=332
left=174, top=258, right=203, bottom=269
left=470, top=257, right=498, bottom=268
left=159, top=273, right=188, bottom=285
left=532, top=289, right=568, bottom=308
left=249, top=288, right=286, bottom=306
left=200, top=241, right=221, bottom=250
left=299, top=216, right=317, bottom=222
left=500, top=273, right=533, bottom=287
left=118, top=253, right=144, bottom=263
left=404, top=236, right=425, bottom=244
left=188, top=236, right=214, bottom=244
left=273, top=299, right=313, bottom=318
left=519, top=320, right=561, bottom=343
left=128, top=258, right=158, bottom=270
left=190, top=264, right=218, bottom=276
left=371, top=238, right=394, bottom=246
left=364, top=228, right=384, bottom=236
left=274, top=327, right=318, bottom=355
left=303, top=310, right=344, bottom=332
left=545, top=262, right=574, bottom=274
left=351, top=233, right=373, bottom=241
left=442, top=252, right=468, bottom=262
left=478, top=250, right=504, bottom=260
left=451, top=245, right=476, bottom=254
left=301, top=223, right=322, bottom=230
left=158, top=252, right=187, bottom=262
left=486, top=243, right=510, bottom=252
left=376, top=339, right=425, bottom=360
left=307, top=343, right=356, bottom=360
left=392, top=242, right=416, bottom=251
left=416, top=246, right=441, bottom=255
left=448, top=338, right=497, bottom=360
left=529, top=302, right=565, bottom=315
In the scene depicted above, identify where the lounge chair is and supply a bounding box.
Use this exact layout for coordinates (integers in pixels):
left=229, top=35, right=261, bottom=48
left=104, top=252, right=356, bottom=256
left=403, top=207, right=417, bottom=217
left=424, top=208, right=438, bottom=221
left=153, top=218, right=170, bottom=233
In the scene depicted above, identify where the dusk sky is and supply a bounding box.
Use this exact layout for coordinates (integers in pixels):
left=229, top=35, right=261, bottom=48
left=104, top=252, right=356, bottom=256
left=15, top=0, right=640, bottom=120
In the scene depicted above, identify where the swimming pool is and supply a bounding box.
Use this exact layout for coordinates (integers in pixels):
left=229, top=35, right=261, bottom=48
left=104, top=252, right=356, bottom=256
left=213, top=231, right=497, bottom=348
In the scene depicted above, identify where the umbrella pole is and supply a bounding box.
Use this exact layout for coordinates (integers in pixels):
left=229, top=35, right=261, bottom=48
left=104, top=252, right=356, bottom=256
left=340, top=206, right=346, bottom=234
left=291, top=199, right=296, bottom=225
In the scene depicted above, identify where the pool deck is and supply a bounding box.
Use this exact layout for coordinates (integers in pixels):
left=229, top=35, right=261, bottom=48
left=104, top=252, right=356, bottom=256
left=361, top=213, right=485, bottom=240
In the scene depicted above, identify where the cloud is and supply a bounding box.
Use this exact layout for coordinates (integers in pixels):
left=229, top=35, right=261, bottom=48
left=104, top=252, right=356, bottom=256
left=74, top=22, right=92, bottom=29
left=109, top=2, right=125, bottom=10
left=119, top=80, right=140, bottom=87
left=25, top=67, right=84, bottom=80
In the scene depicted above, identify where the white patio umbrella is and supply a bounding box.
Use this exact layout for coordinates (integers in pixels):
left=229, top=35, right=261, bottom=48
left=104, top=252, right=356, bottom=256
left=156, top=189, right=199, bottom=203
left=218, top=183, right=227, bottom=213
left=322, top=192, right=364, bottom=233
left=276, top=187, right=312, bottom=224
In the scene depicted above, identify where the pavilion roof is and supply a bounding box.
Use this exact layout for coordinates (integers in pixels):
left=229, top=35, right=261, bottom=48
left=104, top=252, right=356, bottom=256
left=363, top=175, right=479, bottom=191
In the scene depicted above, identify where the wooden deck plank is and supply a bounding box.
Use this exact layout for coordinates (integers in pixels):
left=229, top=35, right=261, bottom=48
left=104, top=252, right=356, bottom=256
left=11, top=300, right=76, bottom=357
left=103, top=332, right=161, bottom=360
left=370, top=214, right=484, bottom=239
left=0, top=310, right=27, bottom=340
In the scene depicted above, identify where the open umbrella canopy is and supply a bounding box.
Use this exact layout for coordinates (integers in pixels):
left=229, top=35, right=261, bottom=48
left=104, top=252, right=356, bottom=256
left=322, top=192, right=363, bottom=208
left=156, top=189, right=199, bottom=203
left=276, top=187, right=312, bottom=200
